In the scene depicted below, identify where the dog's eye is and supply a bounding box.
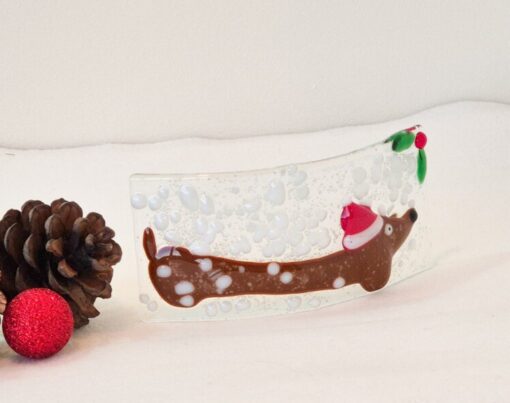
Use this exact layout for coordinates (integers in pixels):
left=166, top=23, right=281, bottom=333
left=384, top=224, right=393, bottom=236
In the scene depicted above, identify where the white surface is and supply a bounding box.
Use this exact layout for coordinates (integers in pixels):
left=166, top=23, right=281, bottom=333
left=1, top=1, right=510, bottom=148
left=0, top=101, right=509, bottom=402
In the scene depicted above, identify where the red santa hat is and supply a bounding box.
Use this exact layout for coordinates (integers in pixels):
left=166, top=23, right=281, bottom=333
left=341, top=203, right=383, bottom=250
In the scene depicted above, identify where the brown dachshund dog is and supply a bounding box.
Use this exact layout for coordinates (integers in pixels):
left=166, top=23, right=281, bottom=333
left=143, top=207, right=417, bottom=308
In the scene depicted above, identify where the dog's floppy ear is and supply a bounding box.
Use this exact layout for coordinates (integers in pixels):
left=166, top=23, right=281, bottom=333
left=143, top=227, right=157, bottom=261
left=175, top=246, right=194, bottom=260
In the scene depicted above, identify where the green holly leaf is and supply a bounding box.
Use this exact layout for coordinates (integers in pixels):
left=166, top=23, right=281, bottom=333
left=392, top=133, right=415, bottom=152
left=417, top=149, right=427, bottom=183
left=384, top=130, right=408, bottom=143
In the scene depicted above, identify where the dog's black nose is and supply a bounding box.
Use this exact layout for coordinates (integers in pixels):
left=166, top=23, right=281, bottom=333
left=409, top=208, right=418, bottom=223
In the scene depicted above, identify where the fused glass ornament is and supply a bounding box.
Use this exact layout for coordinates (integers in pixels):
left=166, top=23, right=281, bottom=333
left=130, top=127, right=430, bottom=321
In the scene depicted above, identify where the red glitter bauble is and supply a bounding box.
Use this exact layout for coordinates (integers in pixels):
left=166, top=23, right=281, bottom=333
left=2, top=289, right=74, bottom=359
left=415, top=132, right=427, bottom=149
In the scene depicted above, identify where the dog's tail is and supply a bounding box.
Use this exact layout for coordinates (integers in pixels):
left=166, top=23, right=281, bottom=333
left=143, top=227, right=157, bottom=262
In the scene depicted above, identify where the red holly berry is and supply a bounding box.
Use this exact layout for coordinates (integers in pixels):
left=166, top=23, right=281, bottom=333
left=415, top=132, right=427, bottom=149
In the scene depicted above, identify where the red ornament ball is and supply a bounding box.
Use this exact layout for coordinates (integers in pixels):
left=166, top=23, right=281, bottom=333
left=415, top=132, right=427, bottom=149
left=2, top=288, right=74, bottom=359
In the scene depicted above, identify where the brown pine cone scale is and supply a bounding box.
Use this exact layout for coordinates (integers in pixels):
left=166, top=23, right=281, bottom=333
left=0, top=199, right=122, bottom=328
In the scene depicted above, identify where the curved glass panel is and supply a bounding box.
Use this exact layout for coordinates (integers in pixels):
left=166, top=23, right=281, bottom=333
left=130, top=127, right=430, bottom=320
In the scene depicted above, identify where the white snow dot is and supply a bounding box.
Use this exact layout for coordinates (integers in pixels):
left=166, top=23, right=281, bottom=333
left=156, top=265, right=172, bottom=278
left=199, top=193, right=215, bottom=214
left=230, top=243, right=241, bottom=256
left=219, top=301, right=232, bottom=312
left=265, top=179, right=286, bottom=205
left=291, top=171, right=307, bottom=186
left=189, top=240, right=210, bottom=256
left=148, top=195, right=162, bottom=211
left=169, top=211, right=181, bottom=223
left=164, top=230, right=181, bottom=244
left=147, top=301, right=158, bottom=311
left=294, top=218, right=306, bottom=231
left=243, top=197, right=262, bottom=213
left=388, top=174, right=402, bottom=191
left=308, top=297, right=321, bottom=308
left=389, top=189, right=399, bottom=202
left=197, top=258, right=213, bottom=272
left=267, top=262, right=280, bottom=275
left=316, top=229, right=331, bottom=249
left=333, top=277, right=346, bottom=289
left=371, top=166, right=382, bottom=183
left=130, top=193, right=147, bottom=209
left=235, top=298, right=251, bottom=312
left=210, top=220, right=224, bottom=233
left=354, top=182, right=369, bottom=199
left=286, top=296, right=301, bottom=310
left=270, top=240, right=286, bottom=257
left=262, top=243, right=273, bottom=258
left=194, top=217, right=209, bottom=235
left=273, top=212, right=289, bottom=230
left=215, top=275, right=232, bottom=292
left=175, top=281, right=194, bottom=295
left=238, top=266, right=245, bottom=273
left=205, top=303, right=218, bottom=317
left=280, top=272, right=293, bottom=284
left=267, top=226, right=281, bottom=240
left=154, top=212, right=169, bottom=230
left=287, top=165, right=298, bottom=175
left=293, top=242, right=311, bottom=257
left=238, top=236, right=251, bottom=253
left=158, top=185, right=170, bottom=199
left=179, top=184, right=199, bottom=211
left=378, top=205, right=387, bottom=216
left=203, top=227, right=217, bottom=244
left=402, top=183, right=413, bottom=196
left=288, top=230, right=303, bottom=246
left=179, top=295, right=194, bottom=307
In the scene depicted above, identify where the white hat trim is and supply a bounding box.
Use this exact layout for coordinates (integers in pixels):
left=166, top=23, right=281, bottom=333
left=342, top=215, right=383, bottom=250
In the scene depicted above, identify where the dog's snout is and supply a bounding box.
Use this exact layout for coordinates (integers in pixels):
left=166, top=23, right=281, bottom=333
left=409, top=208, right=418, bottom=223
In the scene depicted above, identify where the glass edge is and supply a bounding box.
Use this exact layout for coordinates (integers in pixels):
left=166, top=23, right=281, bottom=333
left=129, top=140, right=386, bottom=180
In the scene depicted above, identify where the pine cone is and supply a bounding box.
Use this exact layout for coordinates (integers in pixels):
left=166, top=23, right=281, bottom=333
left=0, top=273, right=5, bottom=315
left=0, top=289, right=5, bottom=327
left=0, top=291, right=5, bottom=314
left=0, top=199, right=122, bottom=328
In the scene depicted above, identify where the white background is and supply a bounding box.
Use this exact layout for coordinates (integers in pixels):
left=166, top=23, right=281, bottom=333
left=1, top=0, right=510, bottom=148
left=0, top=2, right=509, bottom=402
left=1, top=102, right=509, bottom=402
